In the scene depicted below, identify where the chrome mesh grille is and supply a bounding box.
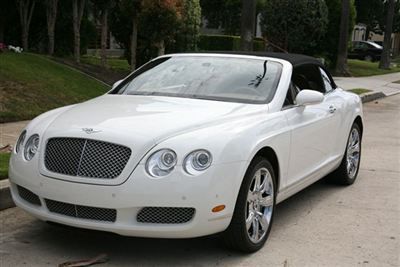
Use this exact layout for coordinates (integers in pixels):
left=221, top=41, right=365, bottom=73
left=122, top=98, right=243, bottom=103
left=137, top=207, right=195, bottom=224
left=45, top=199, right=117, bottom=222
left=44, top=138, right=131, bottom=179
left=17, top=185, right=41, bottom=206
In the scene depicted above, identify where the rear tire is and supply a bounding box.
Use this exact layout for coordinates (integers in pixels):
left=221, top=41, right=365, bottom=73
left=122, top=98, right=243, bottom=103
left=223, top=157, right=276, bottom=253
left=331, top=123, right=362, bottom=185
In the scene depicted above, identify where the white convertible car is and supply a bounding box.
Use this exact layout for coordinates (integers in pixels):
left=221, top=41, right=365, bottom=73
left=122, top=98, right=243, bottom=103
left=9, top=52, right=363, bottom=252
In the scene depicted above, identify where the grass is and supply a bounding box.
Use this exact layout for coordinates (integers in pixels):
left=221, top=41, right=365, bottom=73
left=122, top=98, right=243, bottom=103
left=348, top=88, right=372, bottom=95
left=81, top=55, right=131, bottom=72
left=0, top=52, right=109, bottom=122
left=0, top=153, right=11, bottom=179
left=348, top=59, right=400, bottom=77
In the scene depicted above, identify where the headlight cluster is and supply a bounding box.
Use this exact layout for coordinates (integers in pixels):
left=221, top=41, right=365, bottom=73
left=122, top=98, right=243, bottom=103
left=146, top=149, right=212, bottom=178
left=14, top=130, right=40, bottom=161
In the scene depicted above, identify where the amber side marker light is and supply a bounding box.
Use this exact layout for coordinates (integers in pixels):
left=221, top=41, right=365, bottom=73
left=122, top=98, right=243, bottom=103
left=212, top=205, right=226, bottom=213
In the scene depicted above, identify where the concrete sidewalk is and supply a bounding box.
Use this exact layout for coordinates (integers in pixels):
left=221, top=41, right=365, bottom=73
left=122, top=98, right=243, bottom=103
left=334, top=72, right=400, bottom=96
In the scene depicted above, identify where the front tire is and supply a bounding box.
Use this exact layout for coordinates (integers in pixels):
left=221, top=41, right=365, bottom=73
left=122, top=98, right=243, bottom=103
left=223, top=157, right=276, bottom=253
left=331, top=123, right=362, bottom=185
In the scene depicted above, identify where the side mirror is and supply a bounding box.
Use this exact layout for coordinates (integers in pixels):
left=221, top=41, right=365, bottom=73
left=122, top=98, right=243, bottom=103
left=296, top=89, right=324, bottom=106
left=112, top=79, right=123, bottom=89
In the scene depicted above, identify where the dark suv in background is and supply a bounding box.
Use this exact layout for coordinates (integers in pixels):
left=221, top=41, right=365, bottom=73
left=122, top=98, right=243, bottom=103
left=348, top=41, right=383, bottom=61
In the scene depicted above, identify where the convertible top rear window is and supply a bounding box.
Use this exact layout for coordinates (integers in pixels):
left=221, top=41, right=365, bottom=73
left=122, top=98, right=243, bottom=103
left=110, top=56, right=283, bottom=104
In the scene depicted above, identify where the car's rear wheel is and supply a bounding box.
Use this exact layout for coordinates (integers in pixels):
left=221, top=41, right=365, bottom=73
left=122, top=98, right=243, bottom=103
left=223, top=157, right=276, bottom=252
left=331, top=123, right=362, bottom=185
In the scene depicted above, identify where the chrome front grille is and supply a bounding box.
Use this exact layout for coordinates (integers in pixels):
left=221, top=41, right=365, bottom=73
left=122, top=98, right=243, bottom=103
left=17, top=185, right=41, bottom=206
left=44, top=138, right=131, bottom=179
left=45, top=199, right=117, bottom=222
left=137, top=207, right=195, bottom=224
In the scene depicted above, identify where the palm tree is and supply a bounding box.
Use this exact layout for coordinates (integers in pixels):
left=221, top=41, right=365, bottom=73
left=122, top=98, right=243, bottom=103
left=335, top=0, right=350, bottom=76
left=379, top=0, right=395, bottom=69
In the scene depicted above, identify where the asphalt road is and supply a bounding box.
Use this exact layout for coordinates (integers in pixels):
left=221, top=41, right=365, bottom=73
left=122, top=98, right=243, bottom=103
left=1, top=95, right=399, bottom=267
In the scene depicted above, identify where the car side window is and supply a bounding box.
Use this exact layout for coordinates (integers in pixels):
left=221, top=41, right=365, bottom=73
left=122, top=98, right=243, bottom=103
left=292, top=65, right=325, bottom=93
left=319, top=68, right=334, bottom=92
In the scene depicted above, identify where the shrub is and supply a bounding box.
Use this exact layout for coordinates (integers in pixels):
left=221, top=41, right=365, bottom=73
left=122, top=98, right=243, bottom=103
left=198, top=34, right=265, bottom=51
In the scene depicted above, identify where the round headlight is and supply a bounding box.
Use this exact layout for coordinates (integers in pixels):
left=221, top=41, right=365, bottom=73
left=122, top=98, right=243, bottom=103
left=24, top=134, right=40, bottom=161
left=15, top=130, right=26, bottom=154
left=184, top=150, right=212, bottom=175
left=146, top=149, right=177, bottom=177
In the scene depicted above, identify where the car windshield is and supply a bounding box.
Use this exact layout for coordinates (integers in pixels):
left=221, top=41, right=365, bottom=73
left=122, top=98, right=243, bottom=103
left=110, top=56, right=283, bottom=104
left=366, top=41, right=383, bottom=49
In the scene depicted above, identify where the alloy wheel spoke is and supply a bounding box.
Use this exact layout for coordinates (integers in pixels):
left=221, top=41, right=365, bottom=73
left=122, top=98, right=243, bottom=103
left=252, top=217, right=259, bottom=240
left=246, top=211, right=255, bottom=231
left=258, top=213, right=269, bottom=231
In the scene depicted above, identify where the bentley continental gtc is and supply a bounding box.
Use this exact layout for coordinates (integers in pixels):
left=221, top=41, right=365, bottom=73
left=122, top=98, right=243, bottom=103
left=9, top=52, right=363, bottom=252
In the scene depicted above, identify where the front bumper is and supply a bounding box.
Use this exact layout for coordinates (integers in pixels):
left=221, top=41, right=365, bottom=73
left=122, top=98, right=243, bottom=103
left=9, top=158, right=248, bottom=238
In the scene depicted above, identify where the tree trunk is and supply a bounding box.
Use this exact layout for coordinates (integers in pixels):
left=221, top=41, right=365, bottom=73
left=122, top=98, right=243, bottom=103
left=130, top=12, right=138, bottom=71
left=379, top=0, right=395, bottom=69
left=17, top=0, right=36, bottom=51
left=72, top=0, right=85, bottom=63
left=240, top=0, right=256, bottom=51
left=335, top=0, right=350, bottom=76
left=100, top=9, right=108, bottom=68
left=156, top=40, right=165, bottom=56
left=0, top=17, right=4, bottom=43
left=46, top=0, right=58, bottom=55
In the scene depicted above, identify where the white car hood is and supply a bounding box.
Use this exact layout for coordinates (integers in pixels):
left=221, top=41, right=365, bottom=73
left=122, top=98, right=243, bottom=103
left=46, top=94, right=262, bottom=142
left=40, top=94, right=265, bottom=185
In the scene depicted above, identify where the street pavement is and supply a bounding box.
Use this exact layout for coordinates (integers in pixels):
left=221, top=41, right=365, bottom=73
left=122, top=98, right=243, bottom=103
left=335, top=72, right=400, bottom=96
left=0, top=95, right=399, bottom=267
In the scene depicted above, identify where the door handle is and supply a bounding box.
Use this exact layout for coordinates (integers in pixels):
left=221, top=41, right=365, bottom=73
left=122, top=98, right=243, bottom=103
left=329, top=105, right=337, bottom=113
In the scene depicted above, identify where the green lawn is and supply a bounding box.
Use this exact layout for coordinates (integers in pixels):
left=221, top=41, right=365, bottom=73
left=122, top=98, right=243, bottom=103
left=0, top=53, right=109, bottom=122
left=348, top=88, right=372, bottom=95
left=348, top=59, right=400, bottom=77
left=0, top=153, right=11, bottom=179
left=81, top=55, right=131, bottom=72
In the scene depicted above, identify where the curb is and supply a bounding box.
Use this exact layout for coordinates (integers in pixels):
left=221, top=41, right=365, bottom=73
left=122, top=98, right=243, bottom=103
left=0, top=179, right=14, bottom=210
left=359, top=91, right=386, bottom=103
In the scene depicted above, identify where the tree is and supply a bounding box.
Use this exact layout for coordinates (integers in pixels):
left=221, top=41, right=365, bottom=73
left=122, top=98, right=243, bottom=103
left=140, top=0, right=182, bottom=56
left=259, top=0, right=328, bottom=54
left=379, top=0, right=395, bottom=69
left=354, top=0, right=384, bottom=37
left=318, top=0, right=356, bottom=68
left=335, top=0, right=351, bottom=76
left=178, top=0, right=201, bottom=51
left=45, top=0, right=58, bottom=55
left=240, top=0, right=256, bottom=51
left=92, top=0, right=115, bottom=67
left=72, top=0, right=86, bottom=62
left=16, top=0, right=36, bottom=51
left=200, top=0, right=241, bottom=35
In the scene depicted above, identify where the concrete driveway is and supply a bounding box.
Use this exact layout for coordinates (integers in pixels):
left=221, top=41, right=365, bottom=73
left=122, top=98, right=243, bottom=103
left=0, top=95, right=399, bottom=267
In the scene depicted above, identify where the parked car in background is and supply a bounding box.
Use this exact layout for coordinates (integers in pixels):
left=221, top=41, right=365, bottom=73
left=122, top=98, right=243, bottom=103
left=348, top=41, right=383, bottom=61
left=9, top=52, right=363, bottom=253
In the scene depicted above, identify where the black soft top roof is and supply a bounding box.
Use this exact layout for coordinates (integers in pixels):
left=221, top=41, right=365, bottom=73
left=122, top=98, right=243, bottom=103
left=191, top=51, right=323, bottom=67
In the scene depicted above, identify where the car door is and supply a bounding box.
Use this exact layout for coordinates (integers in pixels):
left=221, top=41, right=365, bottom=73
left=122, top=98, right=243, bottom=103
left=282, top=65, right=341, bottom=187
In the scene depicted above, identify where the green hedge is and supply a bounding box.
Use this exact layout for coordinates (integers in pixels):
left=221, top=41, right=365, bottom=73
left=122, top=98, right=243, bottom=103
left=198, top=34, right=266, bottom=51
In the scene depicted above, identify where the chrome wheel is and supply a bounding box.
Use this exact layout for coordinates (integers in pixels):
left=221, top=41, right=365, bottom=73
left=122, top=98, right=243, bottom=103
left=346, top=128, right=360, bottom=179
left=246, top=167, right=274, bottom=244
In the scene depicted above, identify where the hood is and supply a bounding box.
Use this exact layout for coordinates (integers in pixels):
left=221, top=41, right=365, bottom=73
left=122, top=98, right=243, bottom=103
left=45, top=94, right=264, bottom=144
left=39, top=94, right=265, bottom=185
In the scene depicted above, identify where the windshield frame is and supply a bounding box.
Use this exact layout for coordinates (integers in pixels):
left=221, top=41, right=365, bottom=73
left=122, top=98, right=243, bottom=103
left=109, top=54, right=284, bottom=104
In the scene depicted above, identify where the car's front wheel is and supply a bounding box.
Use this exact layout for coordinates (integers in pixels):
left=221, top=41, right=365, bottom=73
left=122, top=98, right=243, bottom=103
left=223, top=157, right=276, bottom=252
